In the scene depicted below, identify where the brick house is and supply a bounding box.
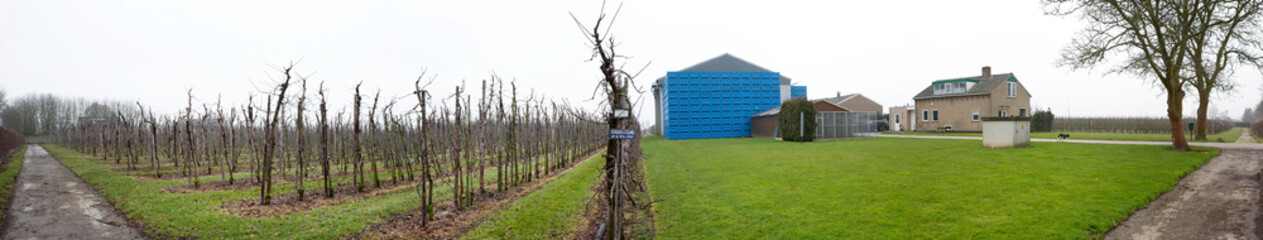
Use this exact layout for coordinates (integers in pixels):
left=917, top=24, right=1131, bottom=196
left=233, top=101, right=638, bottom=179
left=911, top=67, right=1031, bottom=132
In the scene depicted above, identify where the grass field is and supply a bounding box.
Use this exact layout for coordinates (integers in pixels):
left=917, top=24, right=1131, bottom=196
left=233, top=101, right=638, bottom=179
left=43, top=144, right=447, bottom=239
left=462, top=155, right=603, bottom=239
left=642, top=136, right=1216, bottom=239
left=885, top=127, right=1247, bottom=142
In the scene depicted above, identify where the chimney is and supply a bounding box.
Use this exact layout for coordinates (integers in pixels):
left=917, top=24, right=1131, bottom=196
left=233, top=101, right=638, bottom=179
left=837, top=91, right=841, bottom=97
left=982, top=66, right=992, bottom=78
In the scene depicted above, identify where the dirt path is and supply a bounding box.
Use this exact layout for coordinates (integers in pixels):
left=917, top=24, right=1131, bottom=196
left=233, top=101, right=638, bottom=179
left=1104, top=149, right=1263, bottom=239
left=1240, top=129, right=1257, bottom=144
left=2, top=145, right=144, bottom=239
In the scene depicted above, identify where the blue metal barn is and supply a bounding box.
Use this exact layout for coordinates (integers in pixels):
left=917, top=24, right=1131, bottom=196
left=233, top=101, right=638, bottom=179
left=652, top=54, right=807, bottom=140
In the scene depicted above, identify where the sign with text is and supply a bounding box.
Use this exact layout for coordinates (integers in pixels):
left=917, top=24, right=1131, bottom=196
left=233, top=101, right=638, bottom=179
left=613, top=108, right=631, bottom=119
left=610, top=129, right=636, bottom=140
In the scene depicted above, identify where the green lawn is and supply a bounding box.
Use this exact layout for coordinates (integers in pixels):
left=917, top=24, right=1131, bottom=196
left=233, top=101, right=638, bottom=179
left=643, top=137, right=1216, bottom=239
left=885, top=127, right=1247, bottom=142
left=462, top=154, right=603, bottom=239
left=0, top=146, right=26, bottom=220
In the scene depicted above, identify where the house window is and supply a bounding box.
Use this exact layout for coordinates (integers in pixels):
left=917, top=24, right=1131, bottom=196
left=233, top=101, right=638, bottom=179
left=1019, top=108, right=1028, bottom=117
left=971, top=110, right=980, bottom=121
left=1007, top=82, right=1017, bottom=97
left=999, top=110, right=1008, bottom=117
left=895, top=114, right=900, bottom=124
left=933, top=82, right=971, bottom=95
left=922, top=110, right=929, bottom=122
left=932, top=109, right=939, bottom=122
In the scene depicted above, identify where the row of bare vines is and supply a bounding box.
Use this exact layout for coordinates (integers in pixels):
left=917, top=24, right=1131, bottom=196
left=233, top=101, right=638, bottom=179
left=51, top=64, right=608, bottom=226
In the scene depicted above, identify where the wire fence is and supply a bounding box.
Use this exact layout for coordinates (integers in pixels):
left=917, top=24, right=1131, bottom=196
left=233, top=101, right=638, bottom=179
left=1051, top=117, right=1235, bottom=134
left=816, top=112, right=880, bottom=139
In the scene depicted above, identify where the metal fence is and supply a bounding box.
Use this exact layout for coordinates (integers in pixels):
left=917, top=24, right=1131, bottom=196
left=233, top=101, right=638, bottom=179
left=815, top=112, right=880, bottom=139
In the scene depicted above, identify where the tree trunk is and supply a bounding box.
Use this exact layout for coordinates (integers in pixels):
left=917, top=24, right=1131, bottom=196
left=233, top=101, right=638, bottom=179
left=296, top=80, right=308, bottom=201
left=1194, top=88, right=1210, bottom=140
left=1166, top=84, right=1190, bottom=151
left=353, top=84, right=364, bottom=193
left=319, top=86, right=333, bottom=198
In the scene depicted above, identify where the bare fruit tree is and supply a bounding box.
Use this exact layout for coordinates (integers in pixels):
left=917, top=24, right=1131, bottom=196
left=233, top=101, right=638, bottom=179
left=571, top=2, right=650, bottom=238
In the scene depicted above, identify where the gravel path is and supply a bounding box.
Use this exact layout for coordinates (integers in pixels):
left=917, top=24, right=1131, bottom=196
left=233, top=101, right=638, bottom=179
left=2, top=145, right=143, bottom=240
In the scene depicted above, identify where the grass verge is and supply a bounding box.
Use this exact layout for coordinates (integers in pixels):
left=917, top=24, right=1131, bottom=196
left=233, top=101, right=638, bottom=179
left=643, top=136, right=1215, bottom=239
left=462, top=155, right=604, bottom=239
left=0, top=145, right=26, bottom=220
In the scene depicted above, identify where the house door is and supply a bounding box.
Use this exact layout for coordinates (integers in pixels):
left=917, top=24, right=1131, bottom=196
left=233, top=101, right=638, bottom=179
left=894, top=114, right=902, bottom=131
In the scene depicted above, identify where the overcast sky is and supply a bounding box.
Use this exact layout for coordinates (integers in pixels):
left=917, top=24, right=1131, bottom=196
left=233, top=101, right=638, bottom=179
left=3, top=0, right=1261, bottom=122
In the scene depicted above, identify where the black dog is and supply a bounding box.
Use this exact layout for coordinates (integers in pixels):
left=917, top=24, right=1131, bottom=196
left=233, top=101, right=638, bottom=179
left=1057, top=133, right=1071, bottom=141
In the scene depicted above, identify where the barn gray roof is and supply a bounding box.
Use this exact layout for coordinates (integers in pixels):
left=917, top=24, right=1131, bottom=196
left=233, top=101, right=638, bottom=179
left=817, top=93, right=860, bottom=105
left=655, top=53, right=792, bottom=85
left=912, top=73, right=1016, bottom=100
left=750, top=100, right=849, bottom=118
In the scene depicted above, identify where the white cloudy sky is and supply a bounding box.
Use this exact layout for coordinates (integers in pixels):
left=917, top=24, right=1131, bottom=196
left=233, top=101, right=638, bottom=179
left=2, top=0, right=1261, bottom=122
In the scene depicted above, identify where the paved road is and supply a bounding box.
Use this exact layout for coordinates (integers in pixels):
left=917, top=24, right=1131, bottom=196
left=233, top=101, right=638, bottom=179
left=880, top=134, right=1263, bottom=239
left=2, top=145, right=143, bottom=240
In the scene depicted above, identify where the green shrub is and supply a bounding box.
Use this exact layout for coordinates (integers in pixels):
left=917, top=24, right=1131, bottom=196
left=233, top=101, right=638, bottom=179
left=778, top=98, right=816, bottom=142
left=1032, top=110, right=1054, bottom=132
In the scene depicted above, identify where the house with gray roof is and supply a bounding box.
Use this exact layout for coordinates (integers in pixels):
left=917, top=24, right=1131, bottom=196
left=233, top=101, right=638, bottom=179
left=816, top=93, right=883, bottom=115
left=906, top=66, right=1031, bottom=132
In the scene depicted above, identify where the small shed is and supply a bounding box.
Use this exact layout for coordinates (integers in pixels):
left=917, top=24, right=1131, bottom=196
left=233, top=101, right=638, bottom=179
left=982, top=117, right=1031, bottom=148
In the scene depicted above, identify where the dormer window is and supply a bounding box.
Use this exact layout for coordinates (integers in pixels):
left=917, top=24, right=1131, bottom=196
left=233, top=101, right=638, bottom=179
left=932, top=81, right=973, bottom=95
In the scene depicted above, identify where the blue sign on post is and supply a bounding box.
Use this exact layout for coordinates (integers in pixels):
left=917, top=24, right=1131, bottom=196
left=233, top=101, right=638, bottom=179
left=610, top=129, right=636, bottom=140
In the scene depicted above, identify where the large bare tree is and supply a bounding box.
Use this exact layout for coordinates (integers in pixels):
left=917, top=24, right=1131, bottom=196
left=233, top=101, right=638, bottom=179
left=1185, top=0, right=1263, bottom=139
left=1045, top=0, right=1203, bottom=150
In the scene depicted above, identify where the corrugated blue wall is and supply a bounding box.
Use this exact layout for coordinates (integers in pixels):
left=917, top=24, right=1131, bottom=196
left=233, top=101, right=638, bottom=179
left=662, top=72, right=783, bottom=139
left=791, top=86, right=807, bottom=99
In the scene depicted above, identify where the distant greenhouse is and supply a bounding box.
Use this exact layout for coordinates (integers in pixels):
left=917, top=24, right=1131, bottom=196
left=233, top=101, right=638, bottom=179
left=652, top=54, right=806, bottom=140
